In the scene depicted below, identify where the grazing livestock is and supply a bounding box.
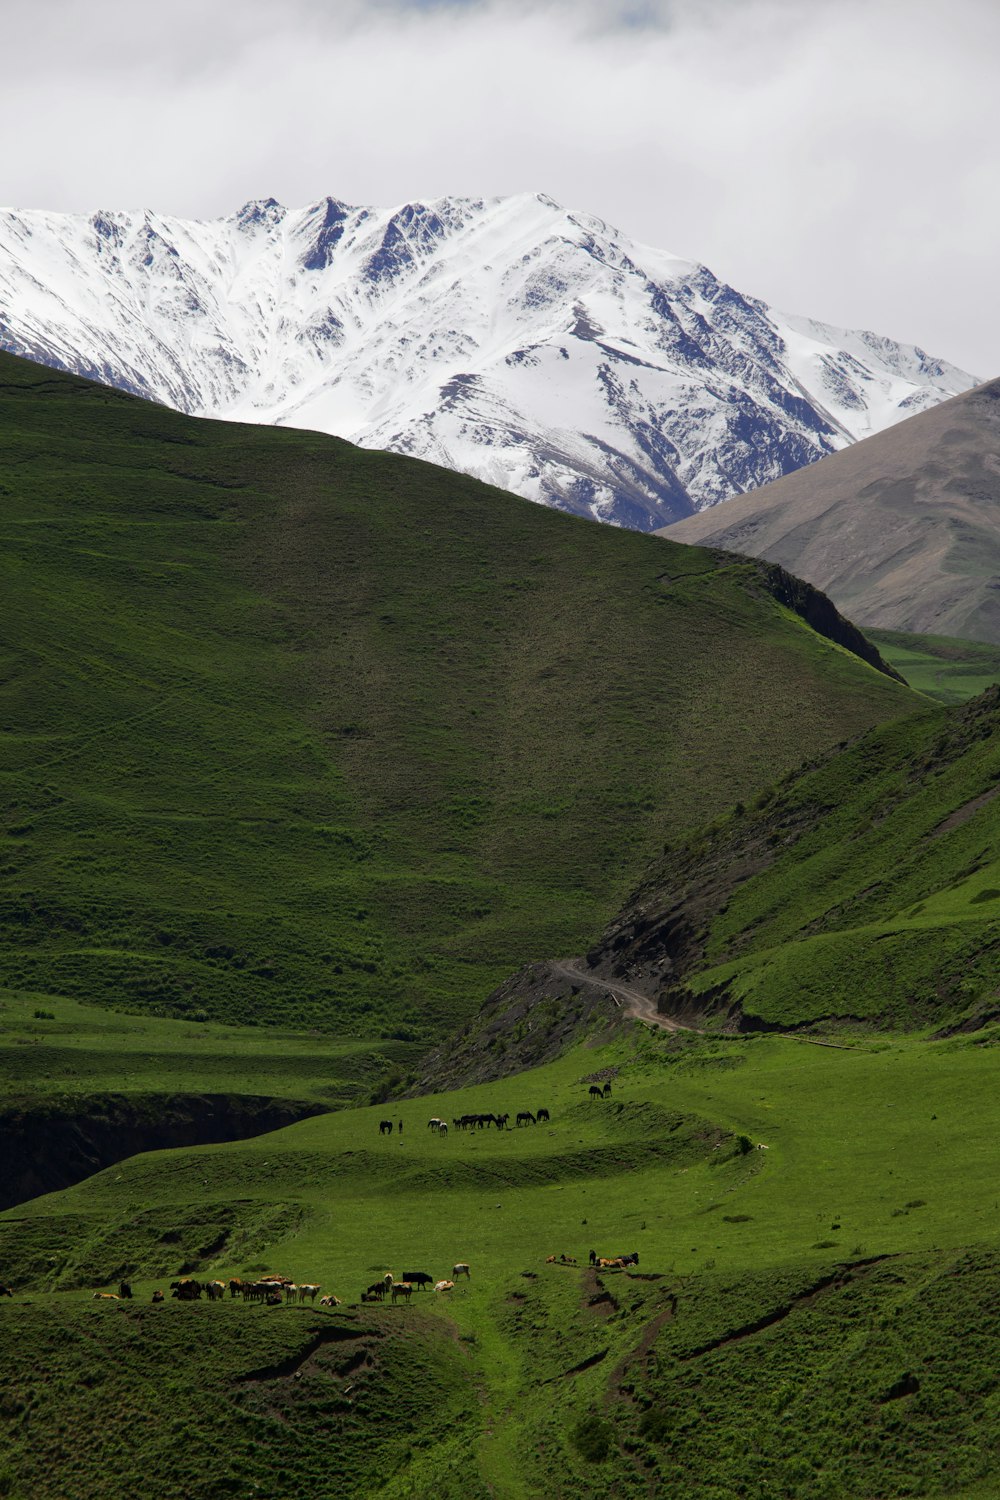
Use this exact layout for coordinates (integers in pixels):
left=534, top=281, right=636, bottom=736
left=588, top=1249, right=597, bottom=1266
left=93, top=1292, right=119, bottom=1301
left=118, top=1280, right=133, bottom=1300
left=427, top=1117, right=446, bottom=1131
left=284, top=1284, right=299, bottom=1304
left=402, top=1271, right=434, bottom=1291
left=364, top=1281, right=387, bottom=1301
left=588, top=1085, right=603, bottom=1099
left=391, top=1282, right=412, bottom=1303
left=378, top=1120, right=394, bottom=1136
left=298, top=1284, right=321, bottom=1303
left=453, top=1263, right=471, bottom=1280
left=229, top=1278, right=243, bottom=1299
left=151, top=1290, right=164, bottom=1303
left=434, top=1281, right=455, bottom=1293
left=170, top=1278, right=202, bottom=1301
left=319, top=1295, right=341, bottom=1307
left=603, top=1082, right=612, bottom=1098
left=205, top=1280, right=226, bottom=1301
left=516, top=1111, right=535, bottom=1127
left=495, top=1113, right=510, bottom=1130
left=536, top=1108, right=550, bottom=1122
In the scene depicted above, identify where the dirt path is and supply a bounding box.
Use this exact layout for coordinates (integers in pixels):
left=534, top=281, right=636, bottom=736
left=551, top=958, right=856, bottom=1050
left=551, top=959, right=697, bottom=1033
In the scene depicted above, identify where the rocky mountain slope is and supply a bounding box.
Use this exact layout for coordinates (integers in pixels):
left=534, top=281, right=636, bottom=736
left=0, top=193, right=975, bottom=529
left=664, top=378, right=1000, bottom=643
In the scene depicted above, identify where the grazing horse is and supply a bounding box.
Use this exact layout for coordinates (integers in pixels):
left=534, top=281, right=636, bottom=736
left=536, top=1108, right=550, bottom=1122
left=603, top=1082, right=612, bottom=1098
left=391, top=1282, right=412, bottom=1303
left=452, top=1263, right=471, bottom=1280
left=379, top=1120, right=394, bottom=1136
left=495, top=1113, right=510, bottom=1130
left=588, top=1085, right=603, bottom=1099
left=516, top=1111, right=535, bottom=1127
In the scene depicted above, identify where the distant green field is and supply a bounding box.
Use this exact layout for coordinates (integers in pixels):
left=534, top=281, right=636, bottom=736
left=3, top=1029, right=1000, bottom=1498
left=868, top=626, right=1000, bottom=703
left=0, top=986, right=414, bottom=1105
left=0, top=351, right=916, bottom=1044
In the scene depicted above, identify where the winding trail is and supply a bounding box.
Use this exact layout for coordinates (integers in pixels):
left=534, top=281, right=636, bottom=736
left=551, top=959, right=698, bottom=1033
left=551, top=958, right=856, bottom=1049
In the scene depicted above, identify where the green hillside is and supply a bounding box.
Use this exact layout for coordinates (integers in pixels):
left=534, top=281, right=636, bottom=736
left=3, top=1027, right=1000, bottom=1499
left=0, top=351, right=916, bottom=1048
left=578, top=684, right=1000, bottom=1033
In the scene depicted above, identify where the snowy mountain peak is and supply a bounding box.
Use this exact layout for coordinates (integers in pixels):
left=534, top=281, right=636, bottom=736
left=0, top=192, right=977, bottom=527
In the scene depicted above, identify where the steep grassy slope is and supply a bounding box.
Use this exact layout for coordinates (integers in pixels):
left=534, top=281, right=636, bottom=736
left=663, top=377, right=1000, bottom=644
left=4, top=1028, right=1000, bottom=1498
left=577, top=686, right=1000, bottom=1032
left=0, top=351, right=915, bottom=1040
left=868, top=627, right=1000, bottom=704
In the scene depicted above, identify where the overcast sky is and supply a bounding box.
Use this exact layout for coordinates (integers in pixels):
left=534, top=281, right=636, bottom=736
left=2, top=0, right=997, bottom=375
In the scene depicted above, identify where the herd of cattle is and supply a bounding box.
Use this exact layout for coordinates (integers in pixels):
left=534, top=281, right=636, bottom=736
left=84, top=1250, right=636, bottom=1308
left=87, top=1266, right=473, bottom=1306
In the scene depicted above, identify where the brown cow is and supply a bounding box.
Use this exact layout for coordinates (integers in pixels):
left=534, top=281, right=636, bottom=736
left=390, top=1282, right=412, bottom=1303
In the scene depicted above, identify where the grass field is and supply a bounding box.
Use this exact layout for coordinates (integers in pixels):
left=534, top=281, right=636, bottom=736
left=868, top=628, right=1000, bottom=704
left=0, top=351, right=916, bottom=1046
left=4, top=1026, right=1000, bottom=1497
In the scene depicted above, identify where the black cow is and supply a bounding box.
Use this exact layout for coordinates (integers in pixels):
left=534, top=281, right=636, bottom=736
left=119, top=1280, right=133, bottom=1299
left=402, top=1271, right=434, bottom=1290
left=588, top=1249, right=597, bottom=1266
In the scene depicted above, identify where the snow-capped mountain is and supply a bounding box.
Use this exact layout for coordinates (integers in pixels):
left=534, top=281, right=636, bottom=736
left=0, top=193, right=977, bottom=528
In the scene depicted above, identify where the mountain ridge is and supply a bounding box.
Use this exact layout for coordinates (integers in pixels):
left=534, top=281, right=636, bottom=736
left=0, top=192, right=976, bottom=529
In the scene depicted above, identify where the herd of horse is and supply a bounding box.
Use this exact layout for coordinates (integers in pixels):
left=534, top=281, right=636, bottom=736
left=378, top=1086, right=612, bottom=1139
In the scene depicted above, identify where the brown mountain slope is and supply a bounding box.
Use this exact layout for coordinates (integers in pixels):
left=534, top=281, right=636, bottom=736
left=661, top=378, right=1000, bottom=644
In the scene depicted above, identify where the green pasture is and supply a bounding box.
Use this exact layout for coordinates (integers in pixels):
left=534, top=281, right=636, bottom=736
left=869, top=627, right=1000, bottom=704
left=0, top=985, right=417, bottom=1106
left=4, top=1029, right=1000, bottom=1496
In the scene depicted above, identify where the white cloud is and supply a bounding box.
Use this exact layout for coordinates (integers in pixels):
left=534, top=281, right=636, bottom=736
left=0, top=0, right=997, bottom=373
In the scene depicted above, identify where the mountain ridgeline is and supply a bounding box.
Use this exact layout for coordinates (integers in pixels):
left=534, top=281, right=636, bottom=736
left=0, top=193, right=975, bottom=530
left=0, top=350, right=916, bottom=1040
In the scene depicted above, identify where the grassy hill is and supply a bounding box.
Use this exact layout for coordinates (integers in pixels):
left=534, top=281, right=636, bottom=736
left=663, top=376, right=1000, bottom=644
left=573, top=684, right=1000, bottom=1033
left=0, top=350, right=917, bottom=1051
left=3, top=1026, right=1000, bottom=1498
